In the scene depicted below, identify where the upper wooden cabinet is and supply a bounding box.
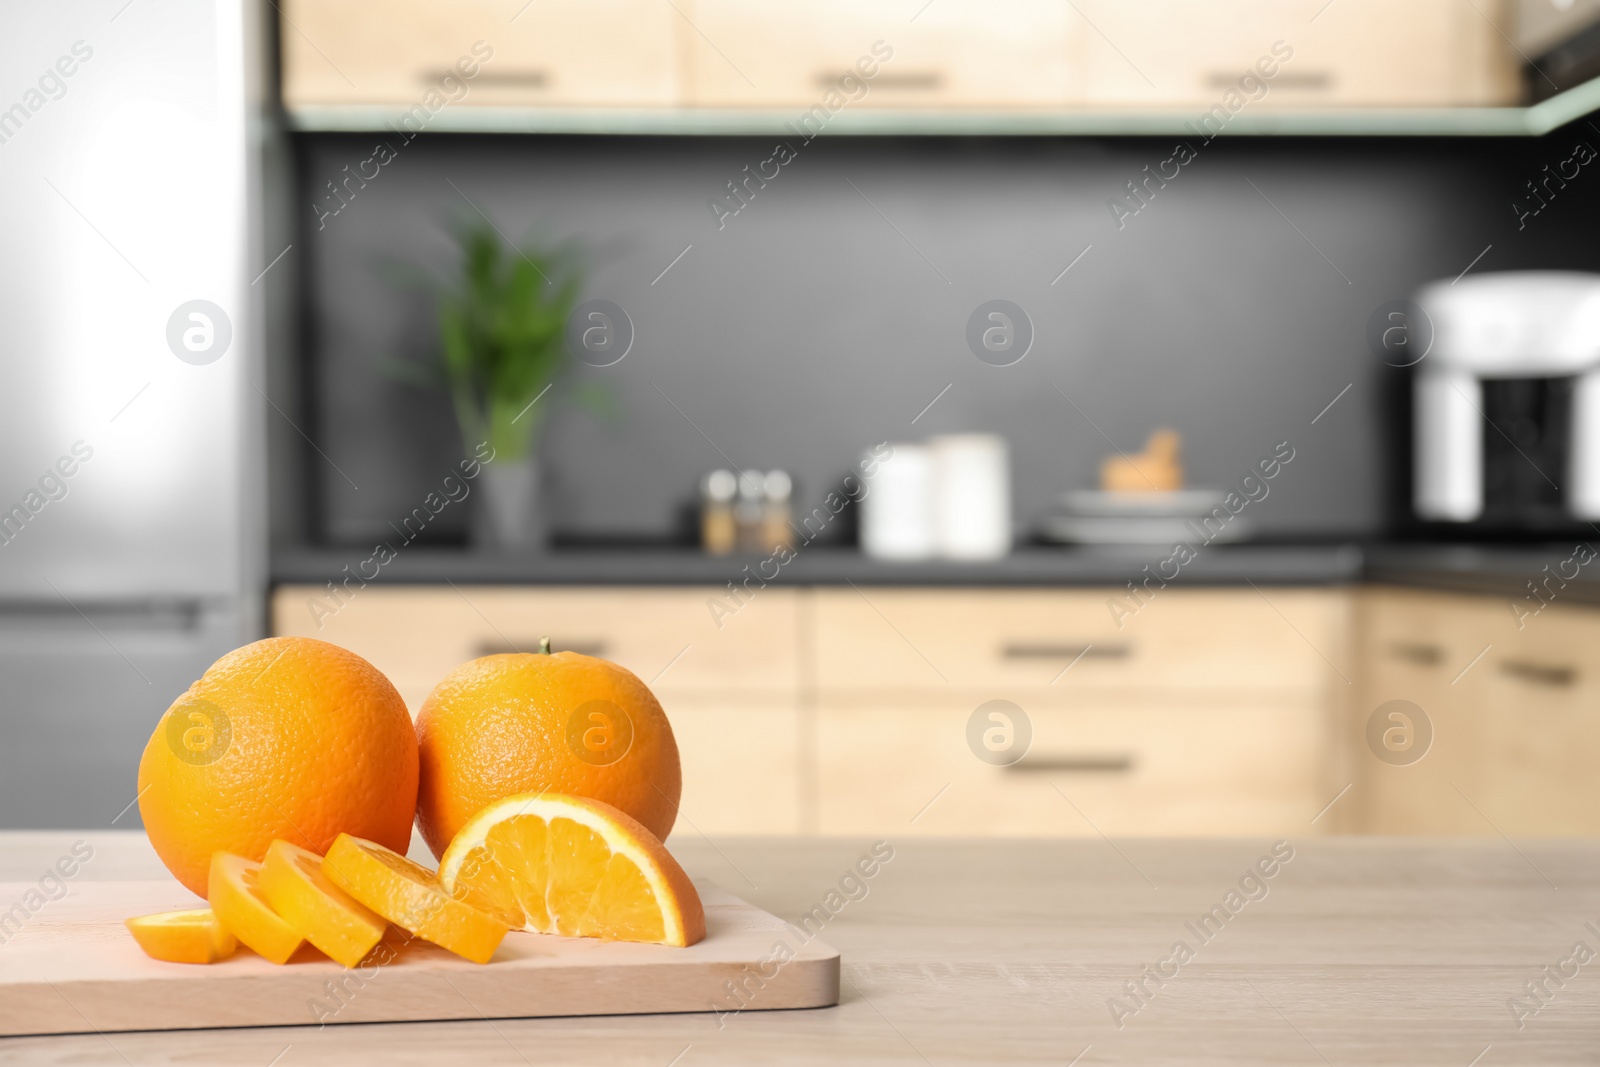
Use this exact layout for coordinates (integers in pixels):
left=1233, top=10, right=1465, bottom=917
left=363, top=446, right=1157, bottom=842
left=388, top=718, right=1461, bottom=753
left=681, top=0, right=1078, bottom=109
left=1075, top=0, right=1518, bottom=109
left=279, top=0, right=1524, bottom=119
left=280, top=0, right=683, bottom=109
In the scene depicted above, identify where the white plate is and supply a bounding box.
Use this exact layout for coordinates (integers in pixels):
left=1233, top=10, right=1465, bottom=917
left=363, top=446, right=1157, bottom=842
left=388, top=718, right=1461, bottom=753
left=1059, top=489, right=1228, bottom=518
left=1037, top=514, right=1254, bottom=545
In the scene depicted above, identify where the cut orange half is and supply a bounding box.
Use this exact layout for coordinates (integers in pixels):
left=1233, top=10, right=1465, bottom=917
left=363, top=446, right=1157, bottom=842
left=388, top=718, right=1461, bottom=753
left=126, top=908, right=237, bottom=964
left=322, top=834, right=508, bottom=964
left=437, top=793, right=705, bottom=947
left=208, top=851, right=306, bottom=965
left=258, top=839, right=387, bottom=967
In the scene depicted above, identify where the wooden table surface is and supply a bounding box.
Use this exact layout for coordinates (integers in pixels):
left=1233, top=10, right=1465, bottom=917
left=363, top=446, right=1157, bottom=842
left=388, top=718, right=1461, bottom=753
left=0, top=831, right=1596, bottom=1065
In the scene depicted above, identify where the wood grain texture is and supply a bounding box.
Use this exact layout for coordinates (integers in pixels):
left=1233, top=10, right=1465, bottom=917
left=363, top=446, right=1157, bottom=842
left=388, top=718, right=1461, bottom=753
left=1353, top=586, right=1600, bottom=835
left=809, top=587, right=1349, bottom=697
left=0, top=832, right=1595, bottom=1064
left=270, top=585, right=803, bottom=711
left=280, top=0, right=683, bottom=108
left=0, top=878, right=836, bottom=1037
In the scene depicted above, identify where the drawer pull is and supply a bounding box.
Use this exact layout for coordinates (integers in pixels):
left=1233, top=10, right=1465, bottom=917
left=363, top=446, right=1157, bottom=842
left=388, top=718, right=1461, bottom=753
left=1000, top=643, right=1129, bottom=661
left=1209, top=70, right=1331, bottom=91
left=817, top=70, right=942, bottom=91
left=1387, top=642, right=1443, bottom=666
left=1007, top=754, right=1134, bottom=774
left=1499, top=660, right=1576, bottom=687
left=476, top=639, right=608, bottom=658
left=438, top=69, right=550, bottom=88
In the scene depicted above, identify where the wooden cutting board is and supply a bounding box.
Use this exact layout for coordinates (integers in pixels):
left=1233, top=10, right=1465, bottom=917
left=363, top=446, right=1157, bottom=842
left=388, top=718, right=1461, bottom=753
left=0, top=879, right=839, bottom=1036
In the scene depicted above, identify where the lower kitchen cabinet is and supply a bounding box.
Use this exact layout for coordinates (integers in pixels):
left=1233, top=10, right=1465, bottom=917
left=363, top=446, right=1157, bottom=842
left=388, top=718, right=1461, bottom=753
left=1477, top=602, right=1600, bottom=835
left=274, top=583, right=1347, bottom=837
left=815, top=694, right=1326, bottom=837
left=670, top=698, right=802, bottom=836
left=271, top=580, right=1600, bottom=837
left=1353, top=586, right=1600, bottom=836
left=1350, top=587, right=1504, bottom=834
left=270, top=584, right=800, bottom=712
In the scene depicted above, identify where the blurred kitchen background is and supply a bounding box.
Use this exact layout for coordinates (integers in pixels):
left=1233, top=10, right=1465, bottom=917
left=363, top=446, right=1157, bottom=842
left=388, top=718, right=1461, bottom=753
left=6, top=0, right=1600, bottom=839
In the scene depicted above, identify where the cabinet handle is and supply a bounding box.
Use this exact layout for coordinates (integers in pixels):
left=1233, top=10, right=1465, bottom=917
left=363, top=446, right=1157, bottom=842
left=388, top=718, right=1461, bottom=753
left=1000, top=642, right=1130, bottom=661
left=1209, top=71, right=1332, bottom=91
left=437, top=69, right=550, bottom=89
left=1006, top=754, right=1134, bottom=774
left=1499, top=660, right=1576, bottom=687
left=816, top=70, right=942, bottom=91
left=476, top=639, right=608, bottom=658
left=1387, top=642, right=1443, bottom=666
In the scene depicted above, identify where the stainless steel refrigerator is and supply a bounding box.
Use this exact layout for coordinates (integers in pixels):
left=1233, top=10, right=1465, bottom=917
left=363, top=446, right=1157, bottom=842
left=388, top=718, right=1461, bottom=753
left=0, top=0, right=266, bottom=827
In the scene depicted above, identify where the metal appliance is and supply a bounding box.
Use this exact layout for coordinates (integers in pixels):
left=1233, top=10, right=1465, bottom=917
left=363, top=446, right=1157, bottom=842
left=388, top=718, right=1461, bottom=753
left=0, top=1, right=267, bottom=826
left=1414, top=271, right=1600, bottom=527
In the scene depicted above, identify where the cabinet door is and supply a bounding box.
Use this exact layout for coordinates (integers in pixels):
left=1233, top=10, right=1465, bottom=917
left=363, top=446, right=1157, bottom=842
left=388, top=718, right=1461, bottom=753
left=1074, top=0, right=1299, bottom=109
left=1477, top=606, right=1600, bottom=835
left=672, top=698, right=801, bottom=835
left=815, top=693, right=1323, bottom=836
left=281, top=0, right=682, bottom=109
left=811, top=588, right=1347, bottom=700
left=684, top=0, right=1077, bottom=109
left=270, top=585, right=800, bottom=712
left=1075, top=0, right=1516, bottom=109
left=1351, top=588, right=1509, bottom=834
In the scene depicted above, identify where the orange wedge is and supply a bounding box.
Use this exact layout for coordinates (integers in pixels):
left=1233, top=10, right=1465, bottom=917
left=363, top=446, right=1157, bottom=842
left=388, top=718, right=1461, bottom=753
left=208, top=851, right=306, bottom=965
left=322, top=834, right=507, bottom=964
left=258, top=839, right=386, bottom=967
left=126, top=908, right=237, bottom=964
left=437, top=793, right=705, bottom=947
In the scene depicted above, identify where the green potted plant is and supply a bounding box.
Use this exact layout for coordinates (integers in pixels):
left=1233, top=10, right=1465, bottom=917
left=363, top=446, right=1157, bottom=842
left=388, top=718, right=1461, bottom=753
left=435, top=223, right=582, bottom=550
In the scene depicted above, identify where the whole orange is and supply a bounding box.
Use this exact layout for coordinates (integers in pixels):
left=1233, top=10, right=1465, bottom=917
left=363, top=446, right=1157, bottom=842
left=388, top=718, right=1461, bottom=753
left=137, top=636, right=418, bottom=897
left=415, top=649, right=681, bottom=860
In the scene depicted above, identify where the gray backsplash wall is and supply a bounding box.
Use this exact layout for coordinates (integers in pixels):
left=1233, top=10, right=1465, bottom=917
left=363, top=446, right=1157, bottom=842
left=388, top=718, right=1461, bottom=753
left=291, top=131, right=1595, bottom=546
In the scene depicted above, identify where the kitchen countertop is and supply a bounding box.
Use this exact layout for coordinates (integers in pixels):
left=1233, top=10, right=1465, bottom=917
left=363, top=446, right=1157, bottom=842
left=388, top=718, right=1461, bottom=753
left=1365, top=542, right=1600, bottom=606
left=4, top=831, right=1596, bottom=1064
left=273, top=543, right=1368, bottom=587
left=273, top=540, right=1600, bottom=605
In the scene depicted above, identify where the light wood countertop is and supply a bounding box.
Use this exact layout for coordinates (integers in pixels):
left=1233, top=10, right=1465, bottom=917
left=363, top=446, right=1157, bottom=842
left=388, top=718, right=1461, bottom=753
left=0, top=831, right=1595, bottom=1064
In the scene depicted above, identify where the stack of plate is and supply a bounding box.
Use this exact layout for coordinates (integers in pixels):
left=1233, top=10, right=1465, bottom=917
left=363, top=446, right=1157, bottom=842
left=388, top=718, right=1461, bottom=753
left=1036, top=490, right=1253, bottom=545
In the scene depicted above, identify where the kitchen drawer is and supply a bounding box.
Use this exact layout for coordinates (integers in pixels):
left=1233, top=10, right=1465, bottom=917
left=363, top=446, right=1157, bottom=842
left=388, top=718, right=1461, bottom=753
left=1350, top=588, right=1507, bottom=834
left=280, top=0, right=683, bottom=109
left=1351, top=587, right=1600, bottom=836
left=672, top=698, right=800, bottom=835
left=1075, top=0, right=1517, bottom=108
left=270, top=585, right=799, bottom=712
left=811, top=588, right=1348, bottom=697
left=1476, top=604, right=1600, bottom=834
left=683, top=0, right=1078, bottom=109
left=815, top=694, right=1324, bottom=836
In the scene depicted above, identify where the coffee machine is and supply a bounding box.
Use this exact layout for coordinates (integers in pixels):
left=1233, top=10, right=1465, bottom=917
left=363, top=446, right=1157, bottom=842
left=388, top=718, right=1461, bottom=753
left=1413, top=271, right=1600, bottom=530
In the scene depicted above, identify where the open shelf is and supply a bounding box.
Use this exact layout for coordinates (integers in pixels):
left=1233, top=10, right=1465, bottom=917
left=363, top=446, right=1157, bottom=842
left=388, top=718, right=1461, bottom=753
left=287, top=74, right=1600, bottom=138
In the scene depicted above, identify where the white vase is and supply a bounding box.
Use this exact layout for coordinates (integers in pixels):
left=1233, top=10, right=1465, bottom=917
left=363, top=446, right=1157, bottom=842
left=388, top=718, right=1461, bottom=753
left=474, top=459, right=544, bottom=551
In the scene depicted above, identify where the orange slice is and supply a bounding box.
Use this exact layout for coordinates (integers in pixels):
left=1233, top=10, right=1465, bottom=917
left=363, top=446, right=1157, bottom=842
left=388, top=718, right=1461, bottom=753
left=322, top=834, right=508, bottom=964
left=258, top=839, right=386, bottom=967
left=208, top=851, right=306, bottom=965
left=126, top=908, right=237, bottom=964
left=437, top=793, right=705, bottom=947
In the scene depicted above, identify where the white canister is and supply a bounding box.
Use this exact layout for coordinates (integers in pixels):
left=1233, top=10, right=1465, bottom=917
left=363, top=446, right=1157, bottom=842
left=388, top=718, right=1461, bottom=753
left=931, top=434, right=1011, bottom=559
left=860, top=444, right=937, bottom=560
